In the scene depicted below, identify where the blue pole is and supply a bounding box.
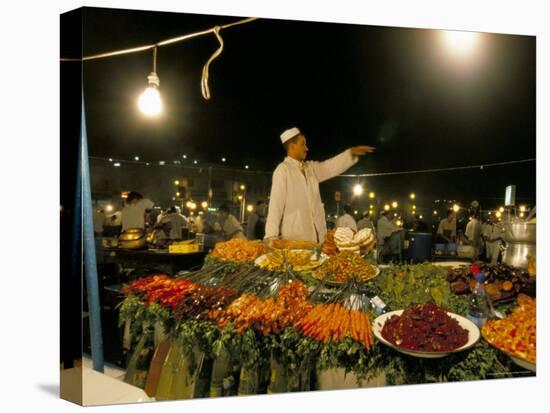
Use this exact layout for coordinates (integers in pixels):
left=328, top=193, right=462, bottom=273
left=80, top=94, right=104, bottom=373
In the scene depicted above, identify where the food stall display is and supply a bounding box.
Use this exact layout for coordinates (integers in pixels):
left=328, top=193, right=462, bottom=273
left=482, top=294, right=536, bottom=371
left=374, top=302, right=478, bottom=357
left=311, top=251, right=379, bottom=284
left=211, top=239, right=268, bottom=262
left=117, top=238, right=535, bottom=401
left=447, top=262, right=536, bottom=304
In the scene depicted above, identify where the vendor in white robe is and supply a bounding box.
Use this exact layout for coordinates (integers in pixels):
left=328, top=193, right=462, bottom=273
left=264, top=127, right=375, bottom=243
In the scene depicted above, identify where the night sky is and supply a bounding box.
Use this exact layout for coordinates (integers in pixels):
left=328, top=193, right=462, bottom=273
left=70, top=6, right=536, bottom=207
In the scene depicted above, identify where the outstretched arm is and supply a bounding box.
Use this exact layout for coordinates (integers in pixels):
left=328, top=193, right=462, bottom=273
left=312, top=146, right=375, bottom=183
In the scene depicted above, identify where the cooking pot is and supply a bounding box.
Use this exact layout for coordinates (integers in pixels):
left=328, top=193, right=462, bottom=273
left=502, top=243, right=536, bottom=269
left=118, top=228, right=148, bottom=249
left=502, top=222, right=536, bottom=244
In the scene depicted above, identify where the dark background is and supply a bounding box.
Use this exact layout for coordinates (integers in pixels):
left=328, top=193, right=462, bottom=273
left=70, top=7, right=535, bottom=209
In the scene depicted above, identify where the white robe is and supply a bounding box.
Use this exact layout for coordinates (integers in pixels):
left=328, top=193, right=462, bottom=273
left=265, top=149, right=358, bottom=242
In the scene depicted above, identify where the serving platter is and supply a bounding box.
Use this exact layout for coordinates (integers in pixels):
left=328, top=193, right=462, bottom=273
left=372, top=310, right=480, bottom=358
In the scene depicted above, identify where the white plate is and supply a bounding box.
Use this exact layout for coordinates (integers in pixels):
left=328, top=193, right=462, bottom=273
left=373, top=309, right=480, bottom=358
left=254, top=249, right=328, bottom=270
left=509, top=355, right=536, bottom=372
left=481, top=329, right=536, bottom=372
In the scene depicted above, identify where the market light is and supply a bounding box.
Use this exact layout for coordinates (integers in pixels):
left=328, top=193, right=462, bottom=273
left=369, top=204, right=374, bottom=209
left=182, top=154, right=187, bottom=159
left=453, top=204, right=460, bottom=213
left=240, top=184, right=246, bottom=190
left=105, top=204, right=113, bottom=212
left=190, top=203, right=197, bottom=210
left=499, top=207, right=505, bottom=213
left=121, top=192, right=128, bottom=199
left=419, top=215, right=423, bottom=220
left=412, top=205, right=416, bottom=210
left=442, top=30, right=479, bottom=56
left=176, top=192, right=181, bottom=197
left=174, top=180, right=180, bottom=185
left=410, top=193, right=416, bottom=200
left=520, top=212, right=525, bottom=218
left=245, top=165, right=249, bottom=169
left=369, top=210, right=373, bottom=215
left=113, top=162, right=121, bottom=167
left=137, top=47, right=162, bottom=117
left=134, top=156, right=140, bottom=161
left=159, top=161, right=165, bottom=166
left=108, top=158, right=113, bottom=162
left=396, top=220, right=402, bottom=226
left=433, top=210, right=438, bottom=215
left=246, top=204, right=254, bottom=212
left=221, top=157, right=227, bottom=163
left=237, top=195, right=243, bottom=201
left=353, top=184, right=364, bottom=196
left=496, top=211, right=502, bottom=218
left=194, top=160, right=198, bottom=165
left=519, top=205, right=527, bottom=212
left=186, top=201, right=192, bottom=208
left=201, top=201, right=208, bottom=209
left=391, top=201, right=398, bottom=209
left=384, top=204, right=390, bottom=211
left=369, top=192, right=375, bottom=199
left=354, top=210, right=358, bottom=215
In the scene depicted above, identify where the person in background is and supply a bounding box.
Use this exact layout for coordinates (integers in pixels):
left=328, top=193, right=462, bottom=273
left=156, top=208, right=170, bottom=224
left=377, top=210, right=400, bottom=262
left=161, top=206, right=188, bottom=240
left=357, top=211, right=375, bottom=233
left=436, top=209, right=457, bottom=243
left=121, top=191, right=154, bottom=231
left=336, top=204, right=358, bottom=231
left=93, top=208, right=106, bottom=236
left=150, top=220, right=173, bottom=248
left=483, top=215, right=505, bottom=265
left=219, top=204, right=246, bottom=240
left=103, top=210, right=123, bottom=237
left=246, top=200, right=267, bottom=240
left=464, top=214, right=482, bottom=260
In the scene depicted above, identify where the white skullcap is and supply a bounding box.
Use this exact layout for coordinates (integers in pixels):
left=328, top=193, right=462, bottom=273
left=280, top=127, right=301, bottom=144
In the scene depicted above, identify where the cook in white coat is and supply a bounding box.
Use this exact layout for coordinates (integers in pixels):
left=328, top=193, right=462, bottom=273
left=121, top=191, right=154, bottom=231
left=465, top=215, right=482, bottom=260
left=264, top=127, right=375, bottom=243
left=482, top=215, right=505, bottom=265
left=336, top=205, right=358, bottom=231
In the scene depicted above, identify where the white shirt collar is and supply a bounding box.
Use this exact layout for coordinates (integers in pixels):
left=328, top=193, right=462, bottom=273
left=284, top=156, right=304, bottom=169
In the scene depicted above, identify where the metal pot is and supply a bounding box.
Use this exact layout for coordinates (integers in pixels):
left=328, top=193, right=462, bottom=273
left=502, top=243, right=536, bottom=269
left=502, top=222, right=536, bottom=244
left=118, top=228, right=147, bottom=249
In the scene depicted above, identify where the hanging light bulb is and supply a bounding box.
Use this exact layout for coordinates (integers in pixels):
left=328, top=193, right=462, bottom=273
left=138, top=47, right=162, bottom=116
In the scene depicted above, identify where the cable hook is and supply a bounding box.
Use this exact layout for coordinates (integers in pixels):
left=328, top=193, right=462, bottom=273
left=201, top=26, right=224, bottom=100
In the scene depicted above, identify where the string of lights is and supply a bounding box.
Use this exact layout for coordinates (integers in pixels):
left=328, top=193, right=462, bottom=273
left=341, top=158, right=535, bottom=177
left=90, top=156, right=535, bottom=177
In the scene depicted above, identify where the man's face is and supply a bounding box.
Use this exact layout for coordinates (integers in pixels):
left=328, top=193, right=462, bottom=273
left=291, top=135, right=308, bottom=161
